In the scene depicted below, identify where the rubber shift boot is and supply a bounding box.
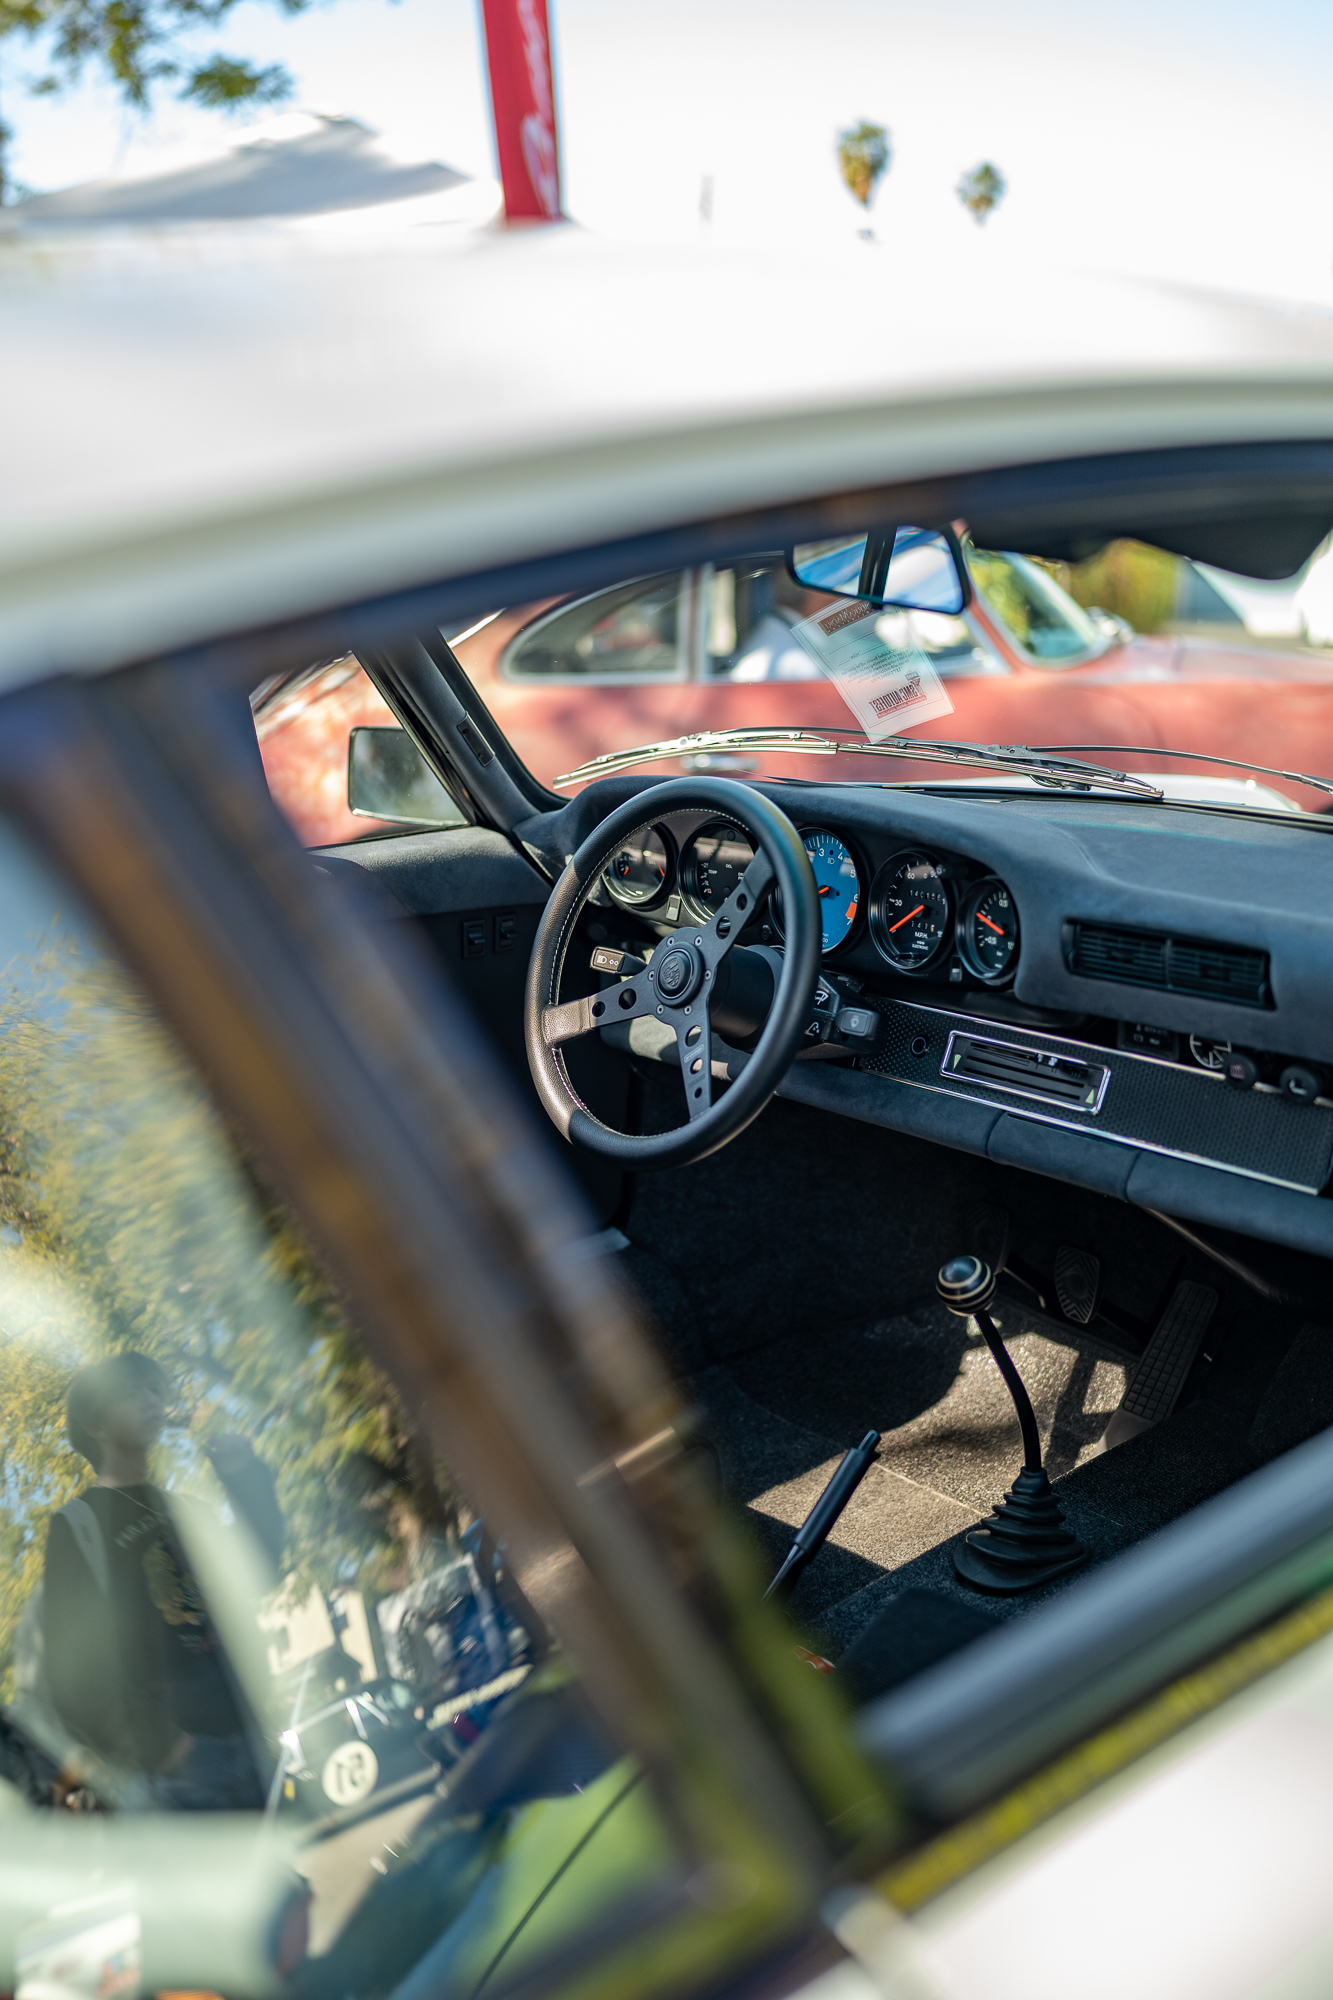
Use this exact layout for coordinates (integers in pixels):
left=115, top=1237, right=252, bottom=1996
left=953, top=1466, right=1087, bottom=1594
left=1102, top=1280, right=1218, bottom=1451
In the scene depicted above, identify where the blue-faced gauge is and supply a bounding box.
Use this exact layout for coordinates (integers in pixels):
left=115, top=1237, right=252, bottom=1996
left=772, top=828, right=862, bottom=953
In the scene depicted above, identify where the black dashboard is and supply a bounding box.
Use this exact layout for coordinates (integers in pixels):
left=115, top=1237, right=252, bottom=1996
left=536, top=774, right=1333, bottom=1264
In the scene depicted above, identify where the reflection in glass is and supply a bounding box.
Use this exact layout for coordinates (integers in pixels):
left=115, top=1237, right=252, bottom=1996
left=967, top=548, right=1105, bottom=664
left=0, top=820, right=646, bottom=2000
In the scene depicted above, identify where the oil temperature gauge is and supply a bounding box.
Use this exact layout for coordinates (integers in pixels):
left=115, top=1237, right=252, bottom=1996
left=957, top=878, right=1020, bottom=985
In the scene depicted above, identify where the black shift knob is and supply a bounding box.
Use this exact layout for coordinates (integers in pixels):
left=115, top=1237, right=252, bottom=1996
left=938, top=1255, right=997, bottom=1316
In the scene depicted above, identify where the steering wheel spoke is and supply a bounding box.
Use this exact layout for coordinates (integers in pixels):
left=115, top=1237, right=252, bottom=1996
left=677, top=1004, right=714, bottom=1121
left=542, top=978, right=657, bottom=1048
left=700, top=849, right=776, bottom=969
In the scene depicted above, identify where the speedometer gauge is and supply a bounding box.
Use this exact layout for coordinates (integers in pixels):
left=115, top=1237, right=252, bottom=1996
left=957, top=878, right=1019, bottom=985
left=772, top=828, right=862, bottom=954
left=681, top=822, right=755, bottom=916
left=870, top=852, right=951, bottom=971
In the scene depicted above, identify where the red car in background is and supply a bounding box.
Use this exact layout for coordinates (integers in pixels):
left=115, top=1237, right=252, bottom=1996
left=255, top=542, right=1333, bottom=845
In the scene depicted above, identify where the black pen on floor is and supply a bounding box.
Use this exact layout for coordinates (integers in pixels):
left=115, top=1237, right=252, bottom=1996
left=764, top=1429, right=881, bottom=1605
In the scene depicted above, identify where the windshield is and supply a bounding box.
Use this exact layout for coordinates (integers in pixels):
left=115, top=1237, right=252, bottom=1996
left=254, top=536, right=1333, bottom=841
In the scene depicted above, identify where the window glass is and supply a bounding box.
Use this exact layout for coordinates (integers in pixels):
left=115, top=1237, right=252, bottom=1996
left=702, top=562, right=1001, bottom=681
left=502, top=575, right=686, bottom=679
left=0, top=817, right=661, bottom=2000
left=967, top=548, right=1104, bottom=663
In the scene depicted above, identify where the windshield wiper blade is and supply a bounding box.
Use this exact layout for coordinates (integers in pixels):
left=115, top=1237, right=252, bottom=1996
left=555, top=728, right=1164, bottom=799
left=1023, top=743, right=1333, bottom=802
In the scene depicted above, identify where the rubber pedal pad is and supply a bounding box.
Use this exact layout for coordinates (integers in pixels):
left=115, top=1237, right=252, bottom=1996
left=1055, top=1245, right=1101, bottom=1325
left=1118, top=1280, right=1218, bottom=1427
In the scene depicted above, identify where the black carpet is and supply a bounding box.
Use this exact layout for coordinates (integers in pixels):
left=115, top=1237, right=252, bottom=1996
left=621, top=1087, right=1330, bottom=1686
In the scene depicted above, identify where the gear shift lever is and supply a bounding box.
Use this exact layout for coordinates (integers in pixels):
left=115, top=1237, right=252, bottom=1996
left=938, top=1255, right=1087, bottom=1593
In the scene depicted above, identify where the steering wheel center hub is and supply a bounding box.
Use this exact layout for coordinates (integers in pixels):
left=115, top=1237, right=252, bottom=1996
left=653, top=942, right=703, bottom=1005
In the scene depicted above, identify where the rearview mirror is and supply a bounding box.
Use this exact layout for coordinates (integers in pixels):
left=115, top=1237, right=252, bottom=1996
left=348, top=727, right=468, bottom=828
left=788, top=525, right=971, bottom=614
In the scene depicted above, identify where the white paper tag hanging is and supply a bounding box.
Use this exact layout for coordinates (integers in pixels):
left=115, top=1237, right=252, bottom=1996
left=790, top=600, right=954, bottom=739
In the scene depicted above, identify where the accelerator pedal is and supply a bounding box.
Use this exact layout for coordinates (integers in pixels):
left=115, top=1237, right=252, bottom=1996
left=1101, top=1280, right=1218, bottom=1450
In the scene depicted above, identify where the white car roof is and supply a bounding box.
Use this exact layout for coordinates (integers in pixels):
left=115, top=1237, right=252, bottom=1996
left=5, top=221, right=1333, bottom=689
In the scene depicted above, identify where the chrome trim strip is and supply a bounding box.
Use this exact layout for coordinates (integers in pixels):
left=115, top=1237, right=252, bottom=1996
left=940, top=1027, right=1110, bottom=1115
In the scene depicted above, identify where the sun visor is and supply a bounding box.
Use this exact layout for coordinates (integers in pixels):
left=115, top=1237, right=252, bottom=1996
left=947, top=440, right=1333, bottom=579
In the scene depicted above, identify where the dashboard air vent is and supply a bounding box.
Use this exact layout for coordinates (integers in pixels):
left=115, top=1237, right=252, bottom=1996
left=1064, top=922, right=1271, bottom=1009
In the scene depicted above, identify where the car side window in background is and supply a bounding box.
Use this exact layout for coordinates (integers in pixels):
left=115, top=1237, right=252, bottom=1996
left=702, top=560, right=1003, bottom=680
left=501, top=574, right=687, bottom=679
left=0, top=815, right=668, bottom=1999
left=968, top=547, right=1105, bottom=664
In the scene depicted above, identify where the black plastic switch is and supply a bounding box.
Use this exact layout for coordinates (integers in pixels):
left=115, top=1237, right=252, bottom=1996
left=590, top=946, right=647, bottom=977
left=835, top=1007, right=878, bottom=1043
left=1224, top=1052, right=1258, bottom=1089
left=495, top=913, right=517, bottom=953
left=1279, top=1063, right=1322, bottom=1102
left=462, top=920, right=486, bottom=959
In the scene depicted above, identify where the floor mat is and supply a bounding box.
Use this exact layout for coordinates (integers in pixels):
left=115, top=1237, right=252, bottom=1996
left=688, top=1294, right=1132, bottom=1638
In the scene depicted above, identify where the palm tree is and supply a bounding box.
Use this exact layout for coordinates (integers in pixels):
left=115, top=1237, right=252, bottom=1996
left=956, top=161, right=1007, bottom=224
left=836, top=120, right=891, bottom=213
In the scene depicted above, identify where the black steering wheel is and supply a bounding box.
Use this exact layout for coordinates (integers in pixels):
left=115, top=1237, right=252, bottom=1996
left=525, top=780, right=821, bottom=1170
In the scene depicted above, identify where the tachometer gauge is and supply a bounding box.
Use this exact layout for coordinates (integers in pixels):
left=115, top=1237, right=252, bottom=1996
left=870, top=852, right=951, bottom=971
left=771, top=828, right=862, bottom=954
left=957, top=878, right=1020, bottom=985
left=681, top=822, right=755, bottom=916
left=605, top=826, right=671, bottom=905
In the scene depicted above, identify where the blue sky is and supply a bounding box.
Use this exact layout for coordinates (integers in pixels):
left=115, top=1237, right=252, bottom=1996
left=7, top=0, right=1333, bottom=305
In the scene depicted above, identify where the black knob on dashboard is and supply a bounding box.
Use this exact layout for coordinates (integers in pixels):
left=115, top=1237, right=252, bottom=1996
left=937, top=1255, right=997, bottom=1316
left=1280, top=1064, right=1322, bottom=1103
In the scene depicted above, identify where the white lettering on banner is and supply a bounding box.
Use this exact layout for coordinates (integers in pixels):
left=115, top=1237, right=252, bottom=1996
left=791, top=600, right=954, bottom=740
left=517, top=0, right=560, bottom=216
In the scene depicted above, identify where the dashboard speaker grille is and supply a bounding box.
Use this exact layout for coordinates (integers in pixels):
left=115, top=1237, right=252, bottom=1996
left=1065, top=923, right=1271, bottom=1008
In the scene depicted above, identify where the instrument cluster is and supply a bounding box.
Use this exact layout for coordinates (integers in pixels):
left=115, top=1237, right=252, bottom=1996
left=869, top=851, right=1020, bottom=987
left=602, top=818, right=1021, bottom=986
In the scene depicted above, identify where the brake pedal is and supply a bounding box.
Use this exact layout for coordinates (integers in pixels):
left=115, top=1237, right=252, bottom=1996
left=1055, top=1246, right=1101, bottom=1325
left=1101, top=1281, right=1218, bottom=1450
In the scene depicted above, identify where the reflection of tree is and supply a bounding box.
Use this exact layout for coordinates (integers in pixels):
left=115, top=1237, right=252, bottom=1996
left=1050, top=540, right=1182, bottom=636
left=0, top=932, right=452, bottom=1697
left=956, top=160, right=1007, bottom=224
left=836, top=120, right=891, bottom=211
left=0, top=0, right=304, bottom=203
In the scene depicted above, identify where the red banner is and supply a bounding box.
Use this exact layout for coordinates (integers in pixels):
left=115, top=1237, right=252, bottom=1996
left=478, top=0, right=562, bottom=222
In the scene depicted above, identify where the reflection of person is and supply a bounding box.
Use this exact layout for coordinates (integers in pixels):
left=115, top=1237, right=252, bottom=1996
left=43, top=1351, right=284, bottom=1810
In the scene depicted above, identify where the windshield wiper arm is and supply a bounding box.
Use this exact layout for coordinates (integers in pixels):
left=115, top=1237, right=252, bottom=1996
left=1023, top=743, right=1333, bottom=802
left=555, top=729, right=1164, bottom=799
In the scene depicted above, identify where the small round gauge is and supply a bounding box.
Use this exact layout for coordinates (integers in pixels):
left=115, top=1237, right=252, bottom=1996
left=605, top=826, right=672, bottom=905
left=1190, top=1036, right=1232, bottom=1071
left=771, top=828, right=863, bottom=954
left=957, top=878, right=1020, bottom=985
left=681, top=822, right=755, bottom=916
left=870, top=852, right=951, bottom=971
